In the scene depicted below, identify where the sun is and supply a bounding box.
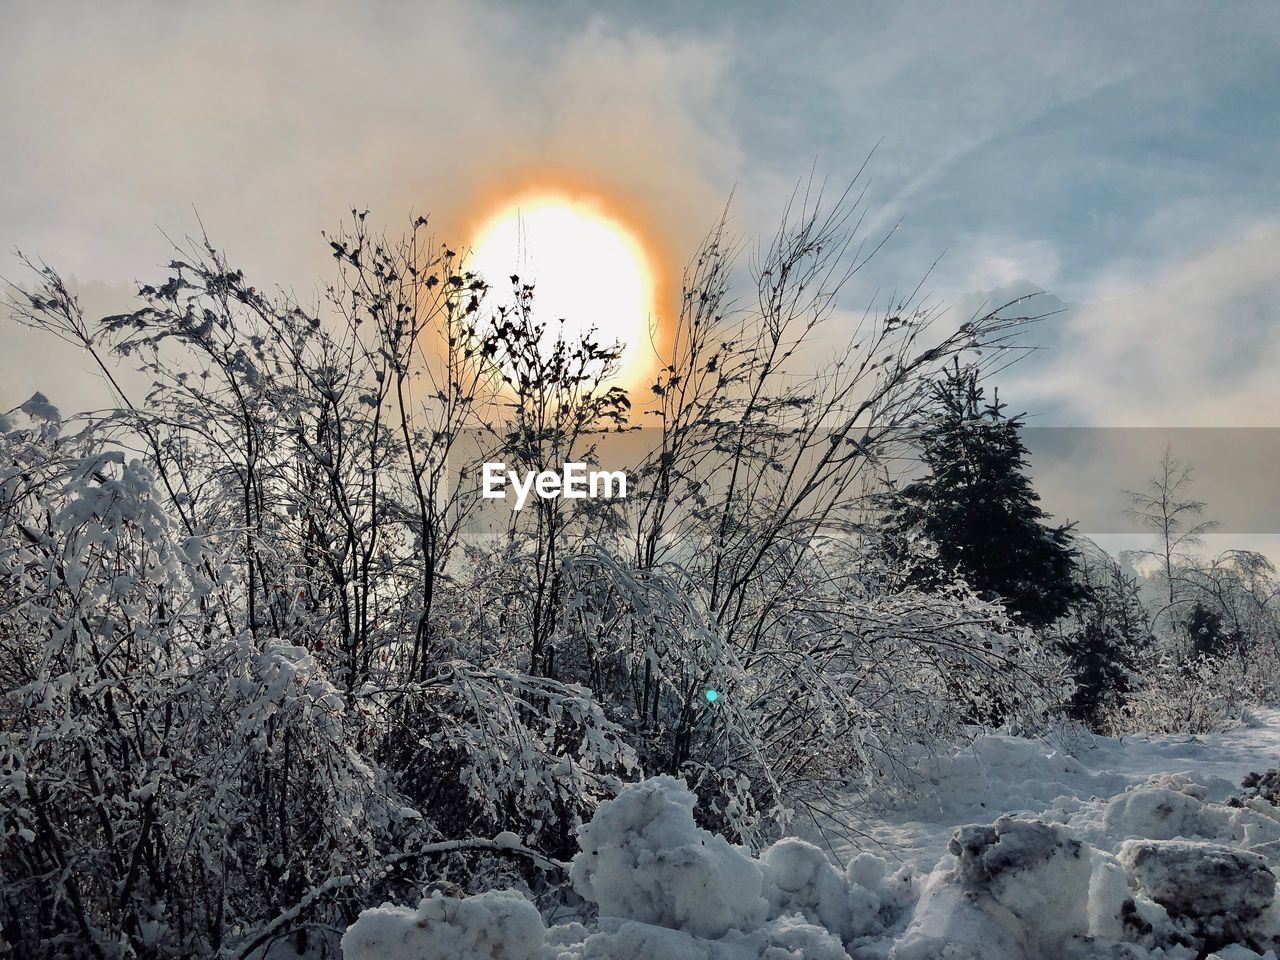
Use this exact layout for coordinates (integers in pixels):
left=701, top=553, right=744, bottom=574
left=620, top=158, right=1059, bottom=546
left=466, top=193, right=656, bottom=387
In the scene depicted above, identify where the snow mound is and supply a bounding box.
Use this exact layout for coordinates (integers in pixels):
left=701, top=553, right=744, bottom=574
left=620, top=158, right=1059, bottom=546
left=1120, top=840, right=1276, bottom=949
left=760, top=839, right=913, bottom=944
left=547, top=914, right=852, bottom=959
left=904, top=732, right=1132, bottom=822
left=894, top=816, right=1126, bottom=960
left=345, top=778, right=917, bottom=959
left=1103, top=783, right=1216, bottom=841
left=341, top=732, right=1280, bottom=960
left=340, top=888, right=545, bottom=960
left=1074, top=774, right=1280, bottom=850
left=568, top=775, right=768, bottom=939
left=892, top=806, right=1280, bottom=959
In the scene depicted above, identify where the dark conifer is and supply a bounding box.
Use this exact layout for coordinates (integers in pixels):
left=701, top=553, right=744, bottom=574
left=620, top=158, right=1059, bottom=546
left=882, top=363, right=1084, bottom=630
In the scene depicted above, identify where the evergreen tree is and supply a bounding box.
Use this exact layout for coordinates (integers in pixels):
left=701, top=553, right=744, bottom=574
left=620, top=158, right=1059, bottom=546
left=1059, top=558, right=1150, bottom=728
left=1185, top=601, right=1242, bottom=660
left=882, top=363, right=1084, bottom=629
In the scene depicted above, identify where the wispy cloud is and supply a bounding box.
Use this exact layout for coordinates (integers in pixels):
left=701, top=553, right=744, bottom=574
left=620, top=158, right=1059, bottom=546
left=1005, top=224, right=1280, bottom=426
left=0, top=2, right=738, bottom=287
left=3, top=0, right=1279, bottom=435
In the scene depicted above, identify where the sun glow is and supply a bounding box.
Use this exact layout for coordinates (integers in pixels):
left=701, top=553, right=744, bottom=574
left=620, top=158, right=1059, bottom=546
left=467, top=194, right=656, bottom=388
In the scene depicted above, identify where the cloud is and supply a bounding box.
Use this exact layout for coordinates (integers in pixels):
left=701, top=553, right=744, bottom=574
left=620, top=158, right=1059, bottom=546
left=1004, top=224, right=1280, bottom=426
left=3, top=0, right=1279, bottom=439
left=0, top=1, right=739, bottom=290
left=947, top=236, right=1061, bottom=293
left=0, top=1, right=749, bottom=415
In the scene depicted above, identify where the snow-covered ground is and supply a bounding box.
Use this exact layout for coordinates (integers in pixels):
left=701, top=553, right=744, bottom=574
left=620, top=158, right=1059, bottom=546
left=834, top=709, right=1280, bottom=876
left=341, top=711, right=1280, bottom=959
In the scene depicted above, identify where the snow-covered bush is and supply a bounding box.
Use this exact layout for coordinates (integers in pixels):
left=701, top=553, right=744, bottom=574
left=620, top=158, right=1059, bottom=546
left=1108, top=652, right=1264, bottom=735
left=380, top=662, right=638, bottom=856
left=1102, top=491, right=1280, bottom=736
left=553, top=542, right=1061, bottom=848
left=0, top=413, right=409, bottom=957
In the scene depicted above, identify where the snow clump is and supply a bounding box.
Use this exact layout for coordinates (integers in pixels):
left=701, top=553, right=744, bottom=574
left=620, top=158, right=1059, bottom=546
left=568, top=775, right=768, bottom=939
left=341, top=888, right=545, bottom=960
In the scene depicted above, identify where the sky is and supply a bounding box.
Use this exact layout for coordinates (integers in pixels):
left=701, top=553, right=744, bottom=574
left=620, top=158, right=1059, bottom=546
left=2, top=0, right=1278, bottom=540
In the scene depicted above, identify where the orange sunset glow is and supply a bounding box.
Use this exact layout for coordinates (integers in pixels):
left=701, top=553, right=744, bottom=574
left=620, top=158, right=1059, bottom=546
left=465, top=190, right=661, bottom=390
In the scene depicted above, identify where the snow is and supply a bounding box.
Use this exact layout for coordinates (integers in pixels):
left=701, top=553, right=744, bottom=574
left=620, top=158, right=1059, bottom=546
left=843, top=710, right=1280, bottom=958
left=568, top=775, right=768, bottom=939
left=18, top=390, right=61, bottom=423
left=760, top=840, right=906, bottom=944
left=342, top=711, right=1280, bottom=959
left=833, top=711, right=1280, bottom=875
left=341, top=889, right=546, bottom=960
left=1120, top=839, right=1275, bottom=922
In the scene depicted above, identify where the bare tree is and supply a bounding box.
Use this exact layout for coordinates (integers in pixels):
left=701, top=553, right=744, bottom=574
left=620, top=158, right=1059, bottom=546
left=475, top=276, right=631, bottom=677
left=562, top=176, right=1060, bottom=823
left=1124, top=446, right=1218, bottom=620
left=1183, top=549, right=1280, bottom=650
